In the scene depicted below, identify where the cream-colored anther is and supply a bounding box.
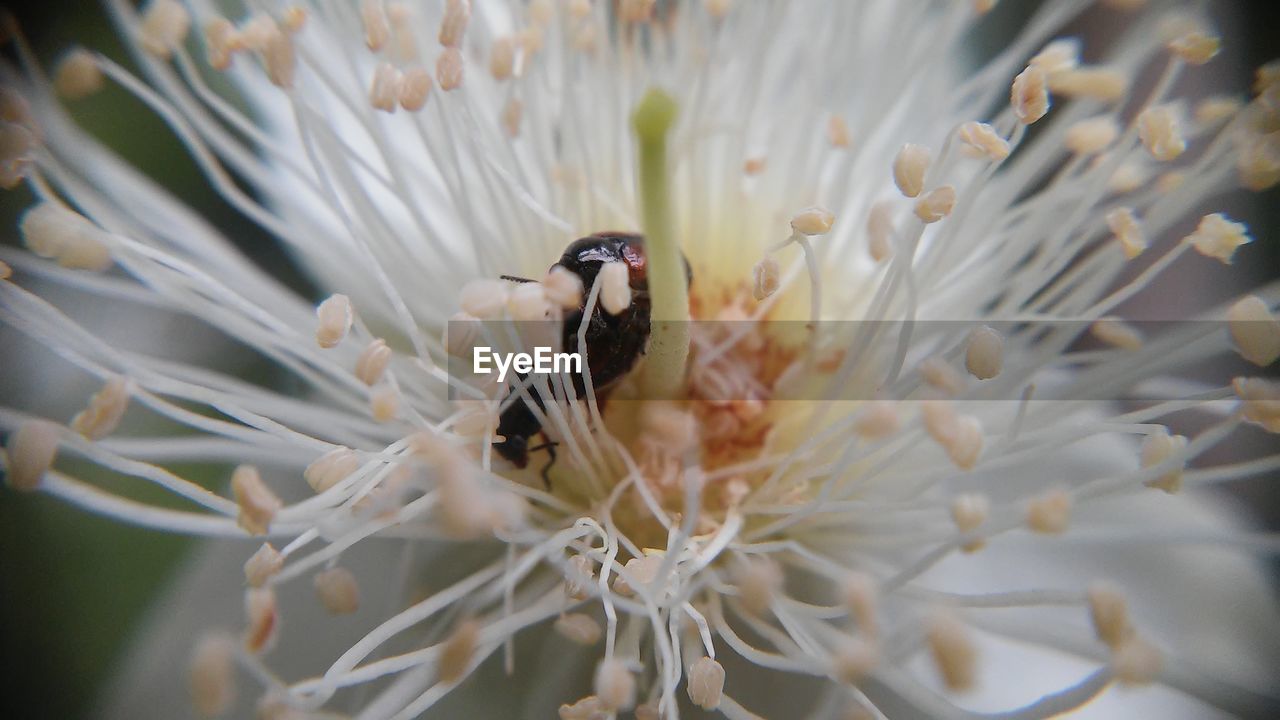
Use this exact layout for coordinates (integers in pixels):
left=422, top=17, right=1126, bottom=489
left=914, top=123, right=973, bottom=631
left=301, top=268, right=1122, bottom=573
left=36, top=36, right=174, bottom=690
left=314, top=567, right=360, bottom=614
left=1187, top=213, right=1251, bottom=263
left=957, top=121, right=1009, bottom=161
left=189, top=634, right=237, bottom=716
left=304, top=446, right=359, bottom=493
left=1141, top=429, right=1188, bottom=494
left=4, top=419, right=60, bottom=491
left=282, top=6, right=307, bottom=33
left=501, top=97, right=523, bottom=137
left=71, top=375, right=130, bottom=439
left=369, top=385, right=399, bottom=423
left=238, top=14, right=276, bottom=51
left=362, top=0, right=389, bottom=51
left=831, top=636, right=878, bottom=684
left=565, top=554, right=593, bottom=600
left=243, top=587, right=278, bottom=653
left=140, top=0, right=190, bottom=58
left=315, top=294, right=353, bottom=348
left=370, top=63, right=401, bottom=112
left=965, top=326, right=1003, bottom=380
left=1048, top=68, right=1126, bottom=102
left=554, top=613, right=602, bottom=646
left=439, top=0, right=470, bottom=47
left=569, top=0, right=593, bottom=20
left=620, top=0, right=656, bottom=23
left=1029, top=38, right=1080, bottom=74
left=686, top=656, right=726, bottom=710
left=1234, top=377, right=1280, bottom=432
left=396, top=66, right=432, bottom=111
left=598, top=261, right=631, bottom=315
left=460, top=279, right=510, bottom=318
left=244, top=542, right=283, bottom=587
left=390, top=5, right=417, bottom=61
left=490, top=36, right=516, bottom=80
left=355, top=338, right=392, bottom=386
left=791, top=206, right=835, bottom=236
left=1107, top=161, right=1147, bottom=194
left=559, top=696, right=606, bottom=720
left=743, top=157, right=766, bottom=175
left=444, top=311, right=482, bottom=358
left=1237, top=136, right=1280, bottom=191
left=1087, top=583, right=1132, bottom=648
left=1026, top=488, right=1072, bottom=534
left=0, top=260, right=11, bottom=280
left=544, top=266, right=584, bottom=310
left=1137, top=106, right=1185, bottom=161
left=927, top=612, right=977, bottom=691
left=1011, top=66, right=1050, bottom=124
left=232, top=465, right=281, bottom=535
left=263, top=24, right=296, bottom=88
left=54, top=48, right=103, bottom=100
left=920, top=356, right=966, bottom=396
left=437, top=48, right=465, bottom=91
left=1112, top=637, right=1162, bottom=685
left=752, top=256, right=780, bottom=301
left=915, top=186, right=957, bottom=223
left=438, top=619, right=480, bottom=684
left=733, top=558, right=783, bottom=615
left=506, top=281, right=552, bottom=321
left=841, top=572, right=878, bottom=635
left=595, top=658, right=636, bottom=711
left=853, top=401, right=899, bottom=440
left=1168, top=31, right=1220, bottom=65
left=866, top=201, right=894, bottom=261
left=973, top=0, right=997, bottom=13
left=951, top=493, right=989, bottom=535
left=205, top=18, right=240, bottom=71
left=1091, top=318, right=1143, bottom=350
left=1064, top=116, right=1119, bottom=155
left=706, top=0, right=733, bottom=18
left=1228, top=295, right=1280, bottom=366
left=945, top=415, right=984, bottom=471
left=892, top=144, right=930, bottom=198
left=20, top=202, right=113, bottom=272
left=1106, top=207, right=1146, bottom=259
left=1255, top=60, right=1280, bottom=95
left=1194, top=96, right=1242, bottom=126
left=828, top=114, right=851, bottom=148
left=613, top=554, right=662, bottom=596
left=1156, top=171, right=1184, bottom=194
left=921, top=400, right=959, bottom=444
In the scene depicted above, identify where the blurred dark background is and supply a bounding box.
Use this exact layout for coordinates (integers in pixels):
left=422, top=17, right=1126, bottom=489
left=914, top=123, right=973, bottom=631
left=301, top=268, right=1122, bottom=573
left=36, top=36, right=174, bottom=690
left=0, top=1, right=1276, bottom=718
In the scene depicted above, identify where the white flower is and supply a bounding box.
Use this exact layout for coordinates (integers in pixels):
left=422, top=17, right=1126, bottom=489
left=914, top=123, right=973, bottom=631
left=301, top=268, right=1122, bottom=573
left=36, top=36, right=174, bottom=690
left=2, top=1, right=1279, bottom=719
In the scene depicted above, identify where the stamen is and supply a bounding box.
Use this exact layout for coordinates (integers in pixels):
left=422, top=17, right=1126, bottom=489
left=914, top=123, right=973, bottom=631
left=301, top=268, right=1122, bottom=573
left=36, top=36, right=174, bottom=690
left=544, top=266, right=584, bottom=310
left=893, top=144, right=930, bottom=198
left=1136, top=106, right=1185, bottom=161
left=243, top=587, right=279, bottom=653
left=831, top=636, right=878, bottom=683
left=460, top=280, right=511, bottom=319
left=439, top=619, right=480, bottom=684
left=304, top=447, right=360, bottom=493
left=315, top=293, right=353, bottom=348
left=355, top=339, right=392, bottom=386
left=951, top=493, right=990, bottom=552
left=1011, top=66, right=1050, bottom=124
left=559, top=696, right=606, bottom=720
left=921, top=357, right=966, bottom=396
left=1141, top=428, right=1188, bottom=494
left=19, top=202, right=113, bottom=272
left=706, top=0, right=733, bottom=19
left=204, top=18, right=240, bottom=71
left=965, top=326, right=1003, bottom=380
left=370, top=63, right=402, bottom=113
left=0, top=122, right=34, bottom=189
left=1186, top=213, right=1251, bottom=263
left=958, top=121, right=1009, bottom=161
left=687, top=656, right=726, bottom=710
left=3, top=419, right=60, bottom=491
left=1234, top=377, right=1280, bottom=432
left=866, top=201, right=894, bottom=262
left=501, top=97, right=523, bottom=138
left=1168, top=31, right=1220, bottom=65
left=189, top=634, right=236, bottom=717
left=369, top=386, right=399, bottom=423
left=361, top=0, right=389, bottom=52
left=1047, top=68, right=1127, bottom=102
left=0, top=260, right=10, bottom=280
left=1194, top=96, right=1242, bottom=126
left=620, top=0, right=656, bottom=24
left=1064, top=116, right=1119, bottom=156
left=244, top=542, right=283, bottom=587
left=281, top=6, right=307, bottom=34
left=139, top=0, right=191, bottom=59
left=927, top=612, right=977, bottom=692
left=841, top=572, right=879, bottom=636
left=1111, top=636, right=1162, bottom=685
left=914, top=186, right=956, bottom=223
left=438, top=0, right=470, bottom=48
left=262, top=24, right=296, bottom=88
left=1227, top=295, right=1280, bottom=366
left=790, top=206, right=836, bottom=236
left=752, top=256, right=780, bottom=301
left=853, top=401, right=899, bottom=440
left=1030, top=38, right=1080, bottom=74
left=231, top=465, right=281, bottom=536
left=1087, top=583, right=1132, bottom=648
left=1026, top=489, right=1072, bottom=534
left=1091, top=318, right=1144, bottom=350
left=554, top=613, right=603, bottom=646
left=594, top=658, right=636, bottom=711
left=314, top=567, right=361, bottom=615
left=565, top=555, right=594, bottom=600
left=743, top=157, right=766, bottom=175
left=828, top=114, right=851, bottom=148
left=598, top=262, right=631, bottom=315
left=70, top=375, right=131, bottom=440
left=53, top=48, right=104, bottom=100
left=490, top=37, right=516, bottom=81
left=1105, top=207, right=1146, bottom=259
left=437, top=48, right=465, bottom=91
left=732, top=557, right=783, bottom=616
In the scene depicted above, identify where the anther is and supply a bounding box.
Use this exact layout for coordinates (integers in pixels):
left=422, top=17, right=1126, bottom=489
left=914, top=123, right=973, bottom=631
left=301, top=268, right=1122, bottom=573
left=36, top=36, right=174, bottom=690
left=244, top=542, right=283, bottom=587
left=1195, top=96, right=1242, bottom=126
left=1026, top=488, right=1072, bottom=534
left=189, top=634, right=237, bottom=716
left=204, top=18, right=241, bottom=71
left=438, top=0, right=470, bottom=48
left=921, top=357, right=966, bottom=397
left=554, top=613, right=602, bottom=646
left=1064, top=116, right=1119, bottom=155
left=927, top=612, right=977, bottom=692
left=831, top=636, right=878, bottom=684
left=958, top=121, right=1009, bottom=161
left=965, top=326, right=1003, bottom=380
left=304, top=446, right=359, bottom=493
left=54, top=48, right=103, bottom=100
left=1137, top=106, right=1185, bottom=161
left=263, top=27, right=296, bottom=89
left=791, top=206, right=835, bottom=236
left=490, top=37, right=516, bottom=80
left=544, top=266, right=584, bottom=310
left=315, top=294, right=353, bottom=348
left=1087, top=583, right=1133, bottom=648
left=502, top=97, right=523, bottom=137
left=1029, top=39, right=1080, bottom=74
left=1141, top=428, right=1187, bottom=494
left=599, top=261, right=631, bottom=315
left=841, top=572, right=879, bottom=635
left=1048, top=68, right=1127, bottom=102
left=4, top=419, right=60, bottom=491
left=1011, top=66, right=1050, bottom=124
left=362, top=0, right=389, bottom=51
left=853, top=401, right=899, bottom=440
left=1168, top=31, right=1220, bottom=65
left=915, top=186, right=957, bottom=223
left=369, top=386, right=399, bottom=423
left=1227, top=295, right=1280, bottom=366
left=355, top=339, right=392, bottom=386
left=314, top=567, right=360, bottom=614
left=243, top=587, right=278, bottom=653
left=232, top=465, right=281, bottom=536
left=866, top=200, right=894, bottom=261
left=439, top=619, right=480, bottom=683
left=139, top=0, right=191, bottom=59
left=20, top=202, right=113, bottom=272
left=595, top=658, right=636, bottom=711
left=369, top=63, right=402, bottom=112
left=620, top=0, right=656, bottom=24
left=71, top=375, right=131, bottom=439
left=1234, top=377, right=1280, bottom=432
left=752, top=255, right=780, bottom=300
left=1112, top=636, right=1162, bottom=685
left=1091, top=318, right=1143, bottom=350
left=732, top=557, right=783, bottom=616
left=460, top=279, right=511, bottom=318
left=892, top=144, right=930, bottom=198
left=951, top=493, right=989, bottom=552
left=1186, top=213, right=1251, bottom=263
left=687, top=656, right=726, bottom=710
left=1106, top=207, right=1146, bottom=259
left=828, top=114, right=851, bottom=148
left=506, top=281, right=552, bottom=321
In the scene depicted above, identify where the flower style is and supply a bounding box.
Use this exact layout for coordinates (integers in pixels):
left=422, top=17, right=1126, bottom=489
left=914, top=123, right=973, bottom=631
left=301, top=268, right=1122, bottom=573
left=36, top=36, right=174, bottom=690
left=2, top=1, right=1280, bottom=718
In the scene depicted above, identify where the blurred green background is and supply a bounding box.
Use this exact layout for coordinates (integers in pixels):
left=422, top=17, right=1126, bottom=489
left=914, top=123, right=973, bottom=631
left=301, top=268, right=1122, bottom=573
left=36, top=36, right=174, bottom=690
left=0, top=1, right=1277, bottom=718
